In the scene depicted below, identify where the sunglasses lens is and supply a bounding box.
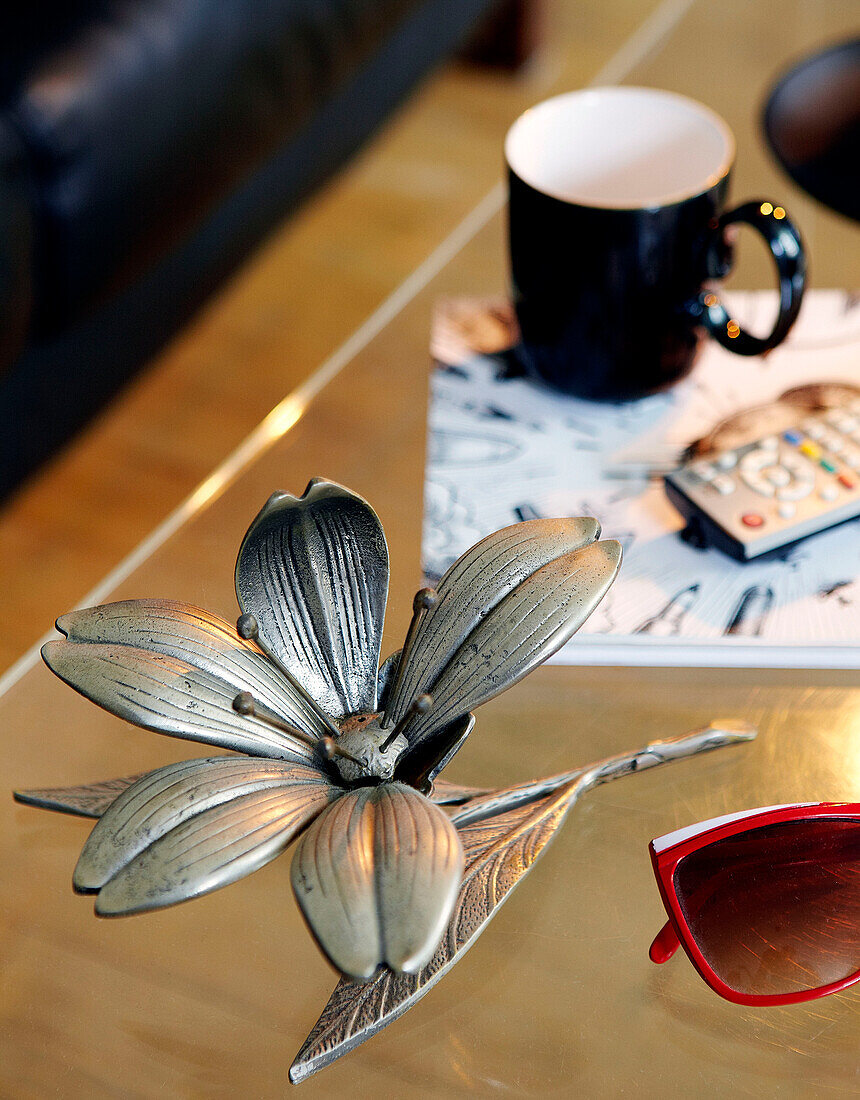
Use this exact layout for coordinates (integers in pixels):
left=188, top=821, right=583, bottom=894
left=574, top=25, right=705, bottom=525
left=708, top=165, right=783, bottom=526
left=673, top=817, right=860, bottom=997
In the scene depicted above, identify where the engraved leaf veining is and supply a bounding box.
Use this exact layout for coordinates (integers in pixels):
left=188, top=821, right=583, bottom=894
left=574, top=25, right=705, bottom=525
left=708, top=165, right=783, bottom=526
left=74, top=756, right=335, bottom=892
left=404, top=539, right=621, bottom=744
left=96, top=780, right=336, bottom=916
left=14, top=774, right=144, bottom=818
left=55, top=600, right=333, bottom=741
left=235, top=481, right=388, bottom=717
left=289, top=772, right=580, bottom=1082
left=16, top=477, right=690, bottom=1083
left=42, top=641, right=318, bottom=764
left=384, top=518, right=602, bottom=728
left=289, top=723, right=757, bottom=1082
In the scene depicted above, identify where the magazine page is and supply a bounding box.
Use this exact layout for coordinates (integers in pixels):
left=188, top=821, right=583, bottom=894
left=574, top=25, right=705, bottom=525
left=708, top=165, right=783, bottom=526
left=423, top=290, right=860, bottom=668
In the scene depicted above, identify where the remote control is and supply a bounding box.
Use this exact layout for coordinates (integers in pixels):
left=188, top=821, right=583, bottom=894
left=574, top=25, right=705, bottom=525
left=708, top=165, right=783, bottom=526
left=664, top=400, right=860, bottom=561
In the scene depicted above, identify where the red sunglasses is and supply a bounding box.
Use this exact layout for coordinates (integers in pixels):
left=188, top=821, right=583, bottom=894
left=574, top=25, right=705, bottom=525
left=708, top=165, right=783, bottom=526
left=648, top=803, right=860, bottom=1006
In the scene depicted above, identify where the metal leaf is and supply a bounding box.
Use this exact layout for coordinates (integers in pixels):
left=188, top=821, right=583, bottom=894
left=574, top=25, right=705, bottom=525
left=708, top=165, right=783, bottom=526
left=93, top=775, right=337, bottom=916
left=385, top=518, right=601, bottom=727
left=405, top=538, right=621, bottom=744
left=75, top=756, right=335, bottom=891
left=14, top=775, right=143, bottom=818
left=13, top=771, right=490, bottom=819
left=42, top=641, right=318, bottom=764
left=291, top=783, right=463, bottom=980
left=235, top=480, right=389, bottom=719
left=54, top=600, right=333, bottom=741
left=289, top=722, right=757, bottom=1081
left=290, top=773, right=581, bottom=1082
left=429, top=777, right=491, bottom=805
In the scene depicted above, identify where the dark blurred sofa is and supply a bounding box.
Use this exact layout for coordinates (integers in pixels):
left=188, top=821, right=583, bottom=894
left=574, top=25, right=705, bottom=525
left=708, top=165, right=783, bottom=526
left=0, top=0, right=507, bottom=499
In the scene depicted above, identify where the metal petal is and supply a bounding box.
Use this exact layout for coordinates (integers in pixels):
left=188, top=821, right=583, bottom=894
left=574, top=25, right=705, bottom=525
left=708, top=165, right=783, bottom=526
left=372, top=783, right=463, bottom=973
left=291, top=783, right=463, bottom=979
left=385, top=517, right=601, bottom=727
left=93, top=769, right=337, bottom=916
left=235, top=480, right=389, bottom=718
left=54, top=600, right=333, bottom=741
left=404, top=538, right=622, bottom=744
left=75, top=756, right=335, bottom=891
left=42, top=641, right=318, bottom=764
left=376, top=649, right=402, bottom=711
left=291, top=788, right=381, bottom=979
left=394, top=713, right=475, bottom=791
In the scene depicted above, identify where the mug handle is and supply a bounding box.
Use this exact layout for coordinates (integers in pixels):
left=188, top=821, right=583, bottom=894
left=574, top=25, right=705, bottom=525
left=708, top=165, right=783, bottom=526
left=692, top=200, right=807, bottom=356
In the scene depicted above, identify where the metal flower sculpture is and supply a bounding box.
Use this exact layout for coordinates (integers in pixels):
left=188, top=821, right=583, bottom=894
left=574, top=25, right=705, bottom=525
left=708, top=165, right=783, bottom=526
left=16, top=479, right=755, bottom=1081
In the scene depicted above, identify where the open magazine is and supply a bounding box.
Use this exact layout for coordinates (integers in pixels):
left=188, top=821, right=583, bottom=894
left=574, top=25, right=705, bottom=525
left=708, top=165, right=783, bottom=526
left=422, top=290, right=860, bottom=668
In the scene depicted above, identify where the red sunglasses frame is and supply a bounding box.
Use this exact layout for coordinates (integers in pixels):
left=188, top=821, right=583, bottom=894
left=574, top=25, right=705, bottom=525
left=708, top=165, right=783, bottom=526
left=648, top=802, right=860, bottom=1006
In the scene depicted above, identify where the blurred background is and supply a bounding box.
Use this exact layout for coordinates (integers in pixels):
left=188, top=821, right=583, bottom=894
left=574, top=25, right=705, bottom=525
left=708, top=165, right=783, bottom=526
left=0, top=0, right=857, bottom=672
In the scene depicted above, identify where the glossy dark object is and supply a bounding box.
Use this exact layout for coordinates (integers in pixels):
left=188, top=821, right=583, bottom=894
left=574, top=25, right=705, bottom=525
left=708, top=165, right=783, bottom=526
left=675, top=817, right=860, bottom=997
left=508, top=170, right=807, bottom=401
left=764, top=39, right=860, bottom=222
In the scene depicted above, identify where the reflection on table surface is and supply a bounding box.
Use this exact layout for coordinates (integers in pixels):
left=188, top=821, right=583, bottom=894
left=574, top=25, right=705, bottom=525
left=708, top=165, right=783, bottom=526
left=2, top=0, right=859, bottom=1094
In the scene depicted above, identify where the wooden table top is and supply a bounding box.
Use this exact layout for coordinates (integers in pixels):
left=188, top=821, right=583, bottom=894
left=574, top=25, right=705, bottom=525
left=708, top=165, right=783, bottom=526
left=2, top=1, right=859, bottom=1095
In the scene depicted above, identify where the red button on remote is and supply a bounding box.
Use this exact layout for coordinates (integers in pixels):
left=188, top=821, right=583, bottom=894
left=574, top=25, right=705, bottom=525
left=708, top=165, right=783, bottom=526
left=742, top=513, right=765, bottom=527
left=838, top=473, right=855, bottom=489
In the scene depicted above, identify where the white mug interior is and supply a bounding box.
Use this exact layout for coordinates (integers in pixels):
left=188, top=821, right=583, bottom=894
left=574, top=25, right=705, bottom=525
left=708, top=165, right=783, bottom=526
left=505, top=87, right=735, bottom=209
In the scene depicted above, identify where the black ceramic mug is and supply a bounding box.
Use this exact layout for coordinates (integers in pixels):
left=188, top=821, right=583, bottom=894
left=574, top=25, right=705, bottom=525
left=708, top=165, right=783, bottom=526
left=506, top=87, right=807, bottom=400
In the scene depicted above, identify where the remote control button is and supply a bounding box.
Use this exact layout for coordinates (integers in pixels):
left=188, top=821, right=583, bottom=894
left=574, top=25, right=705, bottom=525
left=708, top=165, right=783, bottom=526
left=783, top=429, right=803, bottom=445
left=711, top=475, right=736, bottom=495
left=777, top=482, right=814, bottom=501
left=838, top=473, right=856, bottom=489
left=764, top=465, right=791, bottom=487
left=819, top=432, right=845, bottom=455
left=799, top=441, right=822, bottom=459
left=740, top=471, right=775, bottom=497
left=760, top=435, right=779, bottom=450
left=801, top=420, right=824, bottom=440
left=845, top=451, right=860, bottom=471
left=740, top=449, right=772, bottom=473
left=716, top=451, right=737, bottom=470
left=691, top=461, right=717, bottom=481
left=819, top=486, right=839, bottom=502
left=820, top=458, right=838, bottom=473
left=825, top=410, right=858, bottom=432
left=741, top=513, right=765, bottom=527
left=777, top=502, right=796, bottom=519
left=781, top=456, right=815, bottom=482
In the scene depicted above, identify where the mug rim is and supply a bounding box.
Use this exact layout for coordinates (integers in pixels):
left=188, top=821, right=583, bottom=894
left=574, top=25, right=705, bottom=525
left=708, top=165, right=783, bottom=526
left=505, top=86, right=736, bottom=211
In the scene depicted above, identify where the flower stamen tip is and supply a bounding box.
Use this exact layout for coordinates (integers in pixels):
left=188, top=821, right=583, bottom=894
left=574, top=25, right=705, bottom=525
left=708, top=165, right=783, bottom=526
left=413, top=588, right=439, bottom=613
left=412, top=693, right=433, bottom=717
left=232, top=690, right=255, bottom=715
left=236, top=613, right=259, bottom=640
left=381, top=693, right=434, bottom=752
